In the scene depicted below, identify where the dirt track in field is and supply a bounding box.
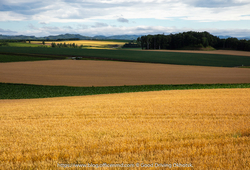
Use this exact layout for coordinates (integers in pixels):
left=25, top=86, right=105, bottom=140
left=1, top=60, right=250, bottom=86
left=146, top=49, right=250, bottom=57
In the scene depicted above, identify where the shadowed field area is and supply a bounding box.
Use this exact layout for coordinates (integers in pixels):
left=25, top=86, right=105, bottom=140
left=146, top=49, right=250, bottom=57
left=0, top=88, right=249, bottom=169
left=0, top=60, right=250, bottom=87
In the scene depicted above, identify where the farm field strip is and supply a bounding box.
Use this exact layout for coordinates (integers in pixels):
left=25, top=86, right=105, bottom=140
left=7, top=42, right=44, bottom=48
left=0, top=54, right=52, bottom=63
left=0, top=88, right=249, bottom=169
left=1, top=60, right=250, bottom=87
left=47, top=40, right=125, bottom=46
left=147, top=49, right=250, bottom=57
left=30, top=40, right=126, bottom=48
left=1, top=47, right=250, bottom=67
left=1, top=82, right=250, bottom=99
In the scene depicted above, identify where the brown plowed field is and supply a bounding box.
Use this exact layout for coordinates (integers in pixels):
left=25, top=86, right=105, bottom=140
left=146, top=49, right=250, bottom=56
left=0, top=60, right=250, bottom=86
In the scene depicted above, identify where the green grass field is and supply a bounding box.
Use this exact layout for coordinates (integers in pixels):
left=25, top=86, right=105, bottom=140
left=1, top=82, right=250, bottom=99
left=0, top=54, right=53, bottom=62
left=1, top=47, right=250, bottom=67
left=8, top=42, right=46, bottom=47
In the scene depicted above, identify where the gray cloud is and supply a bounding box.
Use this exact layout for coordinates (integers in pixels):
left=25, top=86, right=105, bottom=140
left=1, top=0, right=249, bottom=22
left=28, top=24, right=38, bottom=30
left=77, top=24, right=88, bottom=29
left=57, top=13, right=84, bottom=19
left=0, top=28, right=17, bottom=34
left=117, top=17, right=129, bottom=23
left=1, top=0, right=249, bottom=36
left=91, top=22, right=108, bottom=28
left=0, top=0, right=156, bottom=20
left=39, top=22, right=48, bottom=25
left=0, top=1, right=48, bottom=15
left=63, top=26, right=73, bottom=29
left=185, top=0, right=249, bottom=8
left=62, top=0, right=138, bottom=9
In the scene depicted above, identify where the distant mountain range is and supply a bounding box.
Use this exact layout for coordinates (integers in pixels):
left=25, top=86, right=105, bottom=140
left=218, top=35, right=250, bottom=40
left=0, top=34, right=141, bottom=40
left=0, top=33, right=249, bottom=41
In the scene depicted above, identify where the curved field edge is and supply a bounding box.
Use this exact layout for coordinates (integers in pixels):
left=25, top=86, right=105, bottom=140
left=1, top=47, right=250, bottom=67
left=1, top=82, right=250, bottom=99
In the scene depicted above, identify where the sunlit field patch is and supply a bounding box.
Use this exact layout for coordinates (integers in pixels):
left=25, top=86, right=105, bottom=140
left=0, top=88, right=249, bottom=169
left=29, top=40, right=126, bottom=49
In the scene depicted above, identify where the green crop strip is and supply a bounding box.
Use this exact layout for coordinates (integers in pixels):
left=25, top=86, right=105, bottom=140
left=0, top=54, right=53, bottom=62
left=1, top=47, right=250, bottom=67
left=1, top=83, right=250, bottom=99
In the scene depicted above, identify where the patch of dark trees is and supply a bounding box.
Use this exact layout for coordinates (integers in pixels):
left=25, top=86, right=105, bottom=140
left=0, top=41, right=9, bottom=46
left=0, top=40, right=26, bottom=46
left=51, top=42, right=83, bottom=48
left=137, top=31, right=250, bottom=51
left=122, top=41, right=140, bottom=48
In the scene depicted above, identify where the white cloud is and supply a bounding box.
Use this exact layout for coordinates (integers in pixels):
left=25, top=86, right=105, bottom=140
left=1, top=0, right=250, bottom=22
left=0, top=0, right=250, bottom=37
left=0, top=11, right=27, bottom=21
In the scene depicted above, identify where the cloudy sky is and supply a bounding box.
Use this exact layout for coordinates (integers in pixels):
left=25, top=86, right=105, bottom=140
left=0, top=0, right=250, bottom=37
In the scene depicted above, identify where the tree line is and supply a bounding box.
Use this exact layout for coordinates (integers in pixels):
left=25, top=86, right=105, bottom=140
left=51, top=42, right=83, bottom=48
left=137, top=31, right=250, bottom=51
left=0, top=39, right=26, bottom=46
left=122, top=41, right=140, bottom=48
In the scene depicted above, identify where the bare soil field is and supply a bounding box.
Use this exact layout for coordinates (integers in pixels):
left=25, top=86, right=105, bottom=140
left=0, top=88, right=249, bottom=169
left=146, top=49, right=250, bottom=57
left=0, top=60, right=250, bottom=86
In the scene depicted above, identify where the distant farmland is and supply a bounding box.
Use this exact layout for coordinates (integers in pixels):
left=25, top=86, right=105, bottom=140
left=29, top=40, right=126, bottom=49
left=1, top=43, right=250, bottom=170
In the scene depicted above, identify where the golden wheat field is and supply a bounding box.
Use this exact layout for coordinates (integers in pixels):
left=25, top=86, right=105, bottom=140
left=0, top=88, right=250, bottom=169
left=1, top=60, right=250, bottom=87
left=30, top=40, right=125, bottom=49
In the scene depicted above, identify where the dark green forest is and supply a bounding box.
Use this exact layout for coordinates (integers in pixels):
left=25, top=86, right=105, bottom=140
left=137, top=31, right=250, bottom=51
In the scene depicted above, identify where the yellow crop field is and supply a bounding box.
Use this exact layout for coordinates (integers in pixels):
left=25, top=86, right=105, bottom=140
left=29, top=40, right=125, bottom=49
left=0, top=88, right=249, bottom=169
